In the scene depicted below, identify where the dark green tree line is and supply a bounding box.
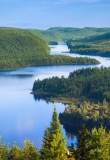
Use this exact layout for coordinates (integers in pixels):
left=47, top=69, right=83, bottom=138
left=67, top=32, right=110, bottom=57
left=33, top=67, right=110, bottom=102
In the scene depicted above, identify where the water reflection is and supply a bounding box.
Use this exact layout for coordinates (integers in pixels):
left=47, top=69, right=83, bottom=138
left=0, top=74, right=33, bottom=79
left=33, top=94, right=55, bottom=105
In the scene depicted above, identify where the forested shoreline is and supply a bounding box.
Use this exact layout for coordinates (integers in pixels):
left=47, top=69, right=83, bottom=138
left=59, top=100, right=110, bottom=135
left=32, top=67, right=110, bottom=102
left=67, top=32, right=110, bottom=57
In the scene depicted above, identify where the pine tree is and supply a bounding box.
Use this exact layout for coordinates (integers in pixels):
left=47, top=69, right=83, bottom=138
left=40, top=128, right=51, bottom=160
left=88, top=126, right=110, bottom=160
left=0, top=137, right=10, bottom=160
left=23, top=139, right=39, bottom=160
left=76, top=125, right=90, bottom=160
left=8, top=144, right=22, bottom=160
left=40, top=107, right=67, bottom=160
left=8, top=140, right=39, bottom=160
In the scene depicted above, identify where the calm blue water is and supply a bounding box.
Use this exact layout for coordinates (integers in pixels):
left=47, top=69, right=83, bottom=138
left=0, top=44, right=110, bottom=149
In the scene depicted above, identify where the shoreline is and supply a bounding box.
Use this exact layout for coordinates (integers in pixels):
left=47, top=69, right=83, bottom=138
left=31, top=92, right=101, bottom=104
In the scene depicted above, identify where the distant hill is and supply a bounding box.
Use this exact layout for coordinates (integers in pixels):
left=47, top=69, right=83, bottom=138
left=76, top=32, right=110, bottom=42
left=27, top=27, right=110, bottom=43
left=0, top=28, right=99, bottom=70
left=0, top=28, right=50, bottom=70
left=67, top=31, right=110, bottom=57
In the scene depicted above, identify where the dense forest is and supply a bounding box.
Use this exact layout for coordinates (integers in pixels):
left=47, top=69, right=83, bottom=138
left=67, top=32, right=110, bottom=57
left=0, top=28, right=49, bottom=70
left=0, top=28, right=99, bottom=71
left=59, top=100, right=110, bottom=135
left=0, top=108, right=110, bottom=160
left=32, top=67, right=110, bottom=102
left=27, top=27, right=110, bottom=44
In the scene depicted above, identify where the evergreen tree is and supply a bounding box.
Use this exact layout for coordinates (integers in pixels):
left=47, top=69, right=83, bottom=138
left=40, top=107, right=67, bottom=160
left=76, top=125, right=90, bottom=160
left=23, top=139, right=39, bottom=160
left=40, top=128, right=51, bottom=160
left=8, top=140, right=39, bottom=160
left=8, top=143, right=22, bottom=160
left=0, top=137, right=10, bottom=160
left=88, top=126, right=110, bottom=160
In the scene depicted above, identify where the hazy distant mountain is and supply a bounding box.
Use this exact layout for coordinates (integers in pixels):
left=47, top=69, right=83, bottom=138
left=27, top=27, right=110, bottom=43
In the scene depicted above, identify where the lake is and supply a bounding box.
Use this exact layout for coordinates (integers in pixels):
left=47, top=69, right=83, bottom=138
left=0, top=44, right=110, bottom=149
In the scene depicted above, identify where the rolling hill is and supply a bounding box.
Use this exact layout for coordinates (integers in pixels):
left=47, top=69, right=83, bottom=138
left=0, top=28, right=50, bottom=70
left=27, top=27, right=110, bottom=43
left=67, top=31, right=110, bottom=57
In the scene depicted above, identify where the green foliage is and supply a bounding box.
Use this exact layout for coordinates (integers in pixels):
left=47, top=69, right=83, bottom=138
left=36, top=55, right=99, bottom=66
left=67, top=32, right=110, bottom=57
left=22, top=140, right=40, bottom=160
left=33, top=67, right=110, bottom=102
left=0, top=137, right=10, bottom=160
left=40, top=107, right=67, bottom=160
left=40, top=128, right=51, bottom=160
left=59, top=100, right=110, bottom=134
left=9, top=144, right=22, bottom=160
left=0, top=28, right=50, bottom=70
left=27, top=27, right=110, bottom=43
left=88, top=127, right=110, bottom=160
left=8, top=140, right=39, bottom=160
left=76, top=126, right=110, bottom=160
left=76, top=125, right=90, bottom=160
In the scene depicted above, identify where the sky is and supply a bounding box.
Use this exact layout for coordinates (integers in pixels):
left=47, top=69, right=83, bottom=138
left=0, top=0, right=110, bottom=29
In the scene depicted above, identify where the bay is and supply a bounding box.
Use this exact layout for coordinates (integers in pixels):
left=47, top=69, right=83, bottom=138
left=0, top=44, right=110, bottom=149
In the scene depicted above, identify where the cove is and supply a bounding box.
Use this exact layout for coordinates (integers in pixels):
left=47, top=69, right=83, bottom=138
left=0, top=44, right=110, bottom=149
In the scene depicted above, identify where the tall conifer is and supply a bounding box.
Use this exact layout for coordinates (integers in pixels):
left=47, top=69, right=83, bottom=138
left=76, top=125, right=90, bottom=160
left=40, top=107, right=67, bottom=160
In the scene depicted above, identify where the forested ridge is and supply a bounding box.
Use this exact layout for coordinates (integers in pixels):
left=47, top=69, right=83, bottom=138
left=27, top=27, right=110, bottom=44
left=67, top=32, right=110, bottom=57
left=0, top=28, right=99, bottom=71
left=33, top=67, right=110, bottom=102
left=0, top=108, right=110, bottom=160
left=0, top=28, right=49, bottom=70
